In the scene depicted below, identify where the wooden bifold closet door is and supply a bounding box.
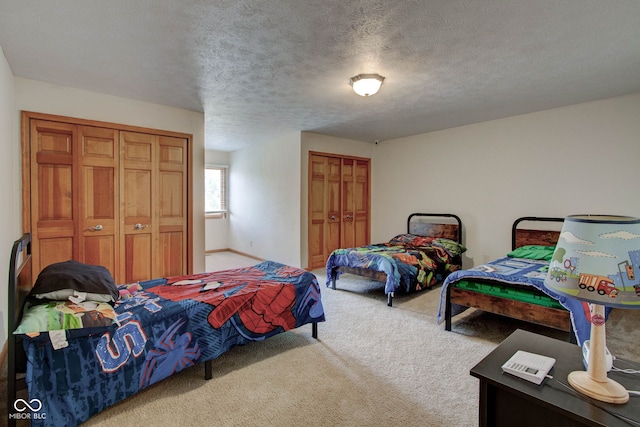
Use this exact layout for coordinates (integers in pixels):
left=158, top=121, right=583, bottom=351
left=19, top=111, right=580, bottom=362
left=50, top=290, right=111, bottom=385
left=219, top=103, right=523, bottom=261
left=120, top=131, right=188, bottom=282
left=23, top=112, right=191, bottom=284
left=308, top=152, right=370, bottom=270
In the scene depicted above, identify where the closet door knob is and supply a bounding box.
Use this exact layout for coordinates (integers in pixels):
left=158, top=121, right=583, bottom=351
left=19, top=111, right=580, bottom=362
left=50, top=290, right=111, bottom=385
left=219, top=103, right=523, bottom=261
left=330, top=216, right=336, bottom=220
left=134, top=223, right=149, bottom=230
left=89, top=224, right=103, bottom=231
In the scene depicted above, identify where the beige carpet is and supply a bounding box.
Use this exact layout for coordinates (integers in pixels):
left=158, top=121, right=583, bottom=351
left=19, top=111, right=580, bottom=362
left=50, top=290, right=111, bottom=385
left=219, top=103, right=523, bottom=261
left=3, top=270, right=639, bottom=427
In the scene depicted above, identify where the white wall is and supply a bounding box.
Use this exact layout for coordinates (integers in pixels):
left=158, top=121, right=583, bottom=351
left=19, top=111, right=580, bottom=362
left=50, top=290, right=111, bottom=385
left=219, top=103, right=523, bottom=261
left=14, top=77, right=207, bottom=274
left=208, top=131, right=373, bottom=267
left=229, top=131, right=302, bottom=266
left=204, top=150, right=230, bottom=251
left=372, top=93, right=640, bottom=268
left=0, top=46, right=21, bottom=345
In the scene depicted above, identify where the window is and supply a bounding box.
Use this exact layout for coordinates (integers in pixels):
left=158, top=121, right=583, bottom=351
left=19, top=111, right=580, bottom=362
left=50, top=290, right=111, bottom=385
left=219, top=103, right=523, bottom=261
left=205, top=165, right=228, bottom=218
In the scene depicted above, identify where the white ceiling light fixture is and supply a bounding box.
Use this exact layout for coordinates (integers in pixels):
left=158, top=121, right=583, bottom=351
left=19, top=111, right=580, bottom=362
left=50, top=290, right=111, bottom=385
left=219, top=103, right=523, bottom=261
left=350, top=74, right=385, bottom=97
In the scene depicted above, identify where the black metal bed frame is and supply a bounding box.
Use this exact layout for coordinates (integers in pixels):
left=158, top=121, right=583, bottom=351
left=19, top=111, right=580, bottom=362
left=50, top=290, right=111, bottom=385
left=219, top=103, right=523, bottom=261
left=331, top=212, right=463, bottom=306
left=7, top=233, right=31, bottom=427
left=6, top=233, right=318, bottom=425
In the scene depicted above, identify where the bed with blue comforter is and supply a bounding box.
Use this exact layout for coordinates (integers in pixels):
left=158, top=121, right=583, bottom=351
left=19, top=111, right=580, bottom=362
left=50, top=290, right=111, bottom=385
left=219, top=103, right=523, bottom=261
left=436, top=256, right=593, bottom=344
left=8, top=241, right=325, bottom=427
left=326, top=213, right=464, bottom=306
left=437, top=216, right=606, bottom=345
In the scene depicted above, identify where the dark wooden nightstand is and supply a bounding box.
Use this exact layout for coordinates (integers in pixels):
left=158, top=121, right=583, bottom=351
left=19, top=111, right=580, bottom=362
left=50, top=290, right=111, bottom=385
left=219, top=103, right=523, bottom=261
left=470, top=329, right=640, bottom=427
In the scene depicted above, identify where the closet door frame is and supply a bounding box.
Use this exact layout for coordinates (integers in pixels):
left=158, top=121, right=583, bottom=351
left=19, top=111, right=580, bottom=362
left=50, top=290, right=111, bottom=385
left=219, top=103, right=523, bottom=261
left=21, top=111, right=194, bottom=282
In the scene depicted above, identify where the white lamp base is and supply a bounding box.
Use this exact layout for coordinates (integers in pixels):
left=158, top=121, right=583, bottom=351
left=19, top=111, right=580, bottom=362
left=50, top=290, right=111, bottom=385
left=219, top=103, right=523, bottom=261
left=567, top=303, right=630, bottom=404
left=568, top=369, right=629, bottom=404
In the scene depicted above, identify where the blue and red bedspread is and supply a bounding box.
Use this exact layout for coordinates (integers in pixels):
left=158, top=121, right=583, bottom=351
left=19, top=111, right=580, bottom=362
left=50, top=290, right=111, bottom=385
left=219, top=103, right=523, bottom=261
left=326, top=236, right=463, bottom=295
left=22, top=261, right=325, bottom=426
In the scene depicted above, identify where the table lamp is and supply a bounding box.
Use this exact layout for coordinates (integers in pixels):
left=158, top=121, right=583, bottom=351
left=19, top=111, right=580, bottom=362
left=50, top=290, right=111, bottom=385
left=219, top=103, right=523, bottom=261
left=543, top=214, right=640, bottom=404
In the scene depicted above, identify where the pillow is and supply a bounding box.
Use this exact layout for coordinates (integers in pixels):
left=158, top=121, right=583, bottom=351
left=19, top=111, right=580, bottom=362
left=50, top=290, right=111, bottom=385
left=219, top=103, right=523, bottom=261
left=507, top=245, right=555, bottom=261
left=28, top=260, right=119, bottom=305
left=14, top=300, right=118, bottom=334
left=432, top=238, right=467, bottom=257
left=388, top=233, right=434, bottom=247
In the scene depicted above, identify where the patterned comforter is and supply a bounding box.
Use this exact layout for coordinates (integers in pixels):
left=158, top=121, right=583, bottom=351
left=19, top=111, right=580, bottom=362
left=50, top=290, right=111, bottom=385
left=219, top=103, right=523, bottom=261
left=21, top=261, right=325, bottom=426
left=326, top=235, right=464, bottom=295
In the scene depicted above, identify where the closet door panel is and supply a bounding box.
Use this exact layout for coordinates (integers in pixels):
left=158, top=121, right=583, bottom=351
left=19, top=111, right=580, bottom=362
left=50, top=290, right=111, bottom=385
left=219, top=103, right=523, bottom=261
left=84, top=236, right=117, bottom=271
left=326, top=157, right=341, bottom=258
left=30, top=120, right=77, bottom=274
left=354, top=159, right=370, bottom=247
left=159, top=230, right=184, bottom=277
left=308, top=155, right=327, bottom=269
left=120, top=131, right=156, bottom=282
left=125, top=234, right=153, bottom=282
left=159, top=172, right=183, bottom=216
left=38, top=165, right=73, bottom=221
left=123, top=169, right=152, bottom=218
left=39, top=238, right=74, bottom=266
left=341, top=159, right=355, bottom=248
left=157, top=136, right=187, bottom=277
left=79, top=126, right=119, bottom=277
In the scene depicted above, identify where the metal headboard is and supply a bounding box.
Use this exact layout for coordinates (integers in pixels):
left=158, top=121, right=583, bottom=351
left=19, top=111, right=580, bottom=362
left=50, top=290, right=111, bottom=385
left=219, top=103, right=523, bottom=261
left=407, top=213, right=463, bottom=243
left=7, top=233, right=32, bottom=426
left=511, top=216, right=564, bottom=250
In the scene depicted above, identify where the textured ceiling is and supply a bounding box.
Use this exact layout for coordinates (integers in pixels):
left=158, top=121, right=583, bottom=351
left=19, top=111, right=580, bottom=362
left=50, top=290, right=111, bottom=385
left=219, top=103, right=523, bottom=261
left=1, top=1, right=640, bottom=151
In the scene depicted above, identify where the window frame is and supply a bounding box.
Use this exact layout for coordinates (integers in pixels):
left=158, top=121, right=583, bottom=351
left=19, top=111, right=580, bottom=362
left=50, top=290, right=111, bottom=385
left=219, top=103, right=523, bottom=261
left=205, top=165, right=228, bottom=219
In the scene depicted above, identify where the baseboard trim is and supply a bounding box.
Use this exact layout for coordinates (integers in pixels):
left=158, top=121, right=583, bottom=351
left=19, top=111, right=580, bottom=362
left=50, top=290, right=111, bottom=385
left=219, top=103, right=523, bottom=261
left=206, top=248, right=264, bottom=261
